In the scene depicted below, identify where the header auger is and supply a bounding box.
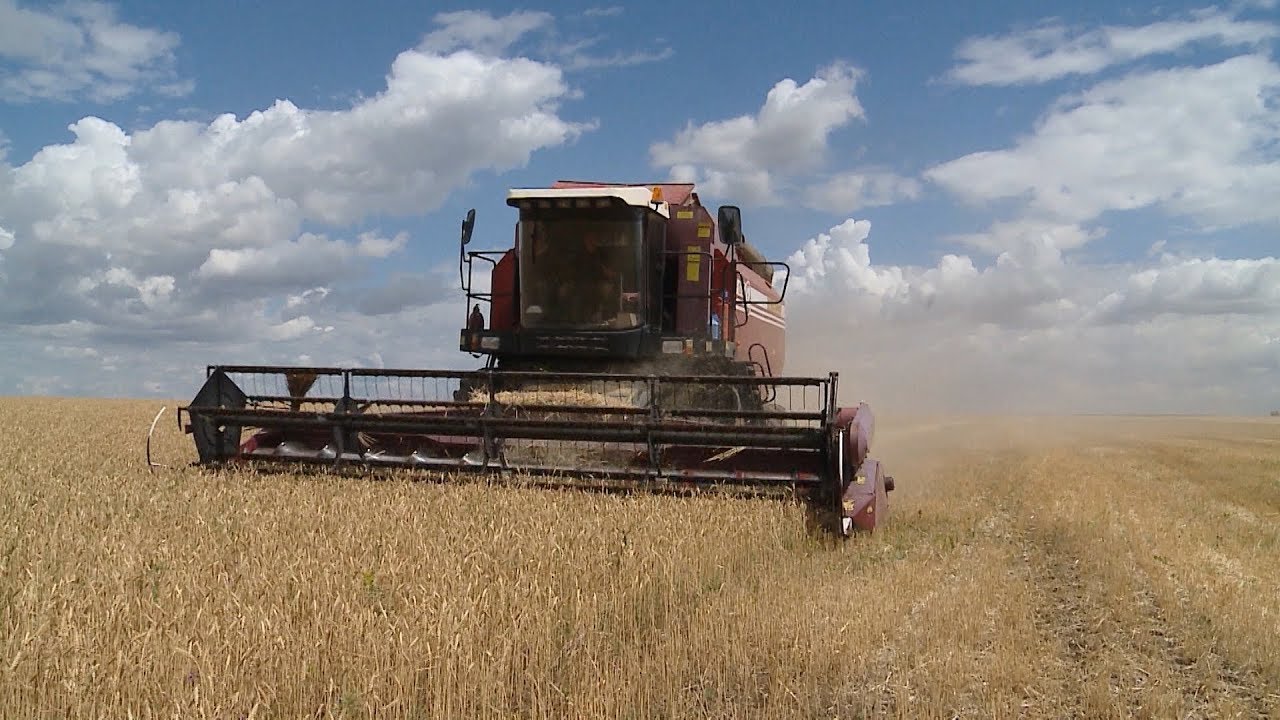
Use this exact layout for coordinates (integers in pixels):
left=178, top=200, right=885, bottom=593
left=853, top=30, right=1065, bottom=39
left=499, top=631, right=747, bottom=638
left=178, top=181, right=894, bottom=536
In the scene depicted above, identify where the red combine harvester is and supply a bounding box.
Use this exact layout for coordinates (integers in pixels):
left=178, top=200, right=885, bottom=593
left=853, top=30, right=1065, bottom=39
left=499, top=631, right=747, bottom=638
left=179, top=181, right=893, bottom=535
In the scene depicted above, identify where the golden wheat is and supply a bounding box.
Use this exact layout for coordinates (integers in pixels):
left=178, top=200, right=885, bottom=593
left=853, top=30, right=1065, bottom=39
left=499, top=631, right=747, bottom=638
left=470, top=388, right=625, bottom=408
left=0, top=398, right=1276, bottom=718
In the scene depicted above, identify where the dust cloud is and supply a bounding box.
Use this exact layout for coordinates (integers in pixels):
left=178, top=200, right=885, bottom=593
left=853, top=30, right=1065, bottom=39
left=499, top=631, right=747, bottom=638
left=779, top=301, right=1272, bottom=418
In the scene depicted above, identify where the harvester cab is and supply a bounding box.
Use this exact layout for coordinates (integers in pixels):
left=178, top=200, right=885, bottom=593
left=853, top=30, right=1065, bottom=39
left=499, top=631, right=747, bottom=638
left=176, top=181, right=894, bottom=537
left=457, top=182, right=789, bottom=378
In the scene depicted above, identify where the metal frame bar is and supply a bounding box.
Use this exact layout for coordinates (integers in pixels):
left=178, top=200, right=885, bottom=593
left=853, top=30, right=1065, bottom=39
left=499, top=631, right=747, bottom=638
left=191, top=408, right=826, bottom=448
left=211, top=365, right=830, bottom=385
left=233, top=450, right=825, bottom=490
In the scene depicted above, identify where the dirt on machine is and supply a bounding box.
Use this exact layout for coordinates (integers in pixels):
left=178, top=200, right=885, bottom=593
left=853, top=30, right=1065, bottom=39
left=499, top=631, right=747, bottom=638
left=175, top=181, right=895, bottom=536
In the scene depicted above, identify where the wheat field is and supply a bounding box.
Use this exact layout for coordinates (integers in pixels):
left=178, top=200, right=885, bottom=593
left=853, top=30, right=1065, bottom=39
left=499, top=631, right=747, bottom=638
left=1, top=397, right=1277, bottom=718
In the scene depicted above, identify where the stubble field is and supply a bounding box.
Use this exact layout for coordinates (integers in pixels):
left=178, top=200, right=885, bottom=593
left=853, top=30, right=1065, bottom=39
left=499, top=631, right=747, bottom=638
left=1, top=397, right=1278, bottom=718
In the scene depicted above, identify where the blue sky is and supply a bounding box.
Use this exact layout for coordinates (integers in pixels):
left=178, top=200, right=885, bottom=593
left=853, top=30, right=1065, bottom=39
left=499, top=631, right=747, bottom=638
left=0, top=0, right=1277, bottom=413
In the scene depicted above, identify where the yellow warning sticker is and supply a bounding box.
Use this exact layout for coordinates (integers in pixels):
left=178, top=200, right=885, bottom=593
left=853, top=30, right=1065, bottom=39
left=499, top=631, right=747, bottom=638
left=685, top=245, right=700, bottom=281
left=855, top=474, right=867, bottom=485
left=697, top=224, right=712, bottom=238
left=676, top=209, right=694, bottom=219
left=842, top=500, right=855, bottom=511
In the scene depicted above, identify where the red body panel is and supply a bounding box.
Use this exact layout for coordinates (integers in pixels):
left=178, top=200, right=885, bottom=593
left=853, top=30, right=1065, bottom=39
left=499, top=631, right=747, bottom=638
left=727, top=265, right=785, bottom=374
left=490, top=250, right=517, bottom=330
left=845, top=458, right=888, bottom=532
left=666, top=203, right=715, bottom=336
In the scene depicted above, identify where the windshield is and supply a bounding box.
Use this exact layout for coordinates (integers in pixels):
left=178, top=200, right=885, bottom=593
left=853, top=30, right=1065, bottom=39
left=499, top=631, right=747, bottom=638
left=518, top=209, right=644, bottom=330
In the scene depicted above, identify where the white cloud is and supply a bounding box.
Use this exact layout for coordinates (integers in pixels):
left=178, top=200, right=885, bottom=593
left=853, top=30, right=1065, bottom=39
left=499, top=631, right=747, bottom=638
left=196, top=233, right=368, bottom=285
left=420, top=9, right=672, bottom=80
left=420, top=10, right=553, bottom=56
left=0, top=43, right=586, bottom=390
left=284, top=287, right=330, bottom=310
left=121, top=51, right=584, bottom=227
left=927, top=55, right=1280, bottom=228
left=0, top=0, right=189, bottom=103
left=803, top=171, right=922, bottom=213
left=945, top=218, right=1103, bottom=255
left=1091, top=255, right=1280, bottom=322
left=948, top=5, right=1277, bottom=86
left=785, top=218, right=1072, bottom=328
left=650, top=63, right=865, bottom=204
left=265, top=316, right=330, bottom=342
left=354, top=231, right=407, bottom=258
left=192, top=232, right=413, bottom=302
left=564, top=47, right=674, bottom=71
left=782, top=219, right=1280, bottom=414
left=83, top=267, right=175, bottom=308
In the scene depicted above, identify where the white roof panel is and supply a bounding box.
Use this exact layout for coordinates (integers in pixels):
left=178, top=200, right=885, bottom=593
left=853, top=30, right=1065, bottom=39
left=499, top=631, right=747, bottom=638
left=507, top=186, right=669, bottom=218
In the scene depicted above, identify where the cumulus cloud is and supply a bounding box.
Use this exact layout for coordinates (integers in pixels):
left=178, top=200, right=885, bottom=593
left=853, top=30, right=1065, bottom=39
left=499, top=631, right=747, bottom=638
left=785, top=218, right=1074, bottom=329
left=948, top=5, right=1277, bottom=86
left=0, top=0, right=190, bottom=103
left=134, top=52, right=582, bottom=226
left=0, top=7, right=686, bottom=398
left=264, top=315, right=332, bottom=342
left=782, top=219, right=1280, bottom=414
left=193, top=232, right=406, bottom=289
left=1091, top=255, right=1280, bottom=323
left=0, top=42, right=587, bottom=394
left=4, top=4, right=1275, bottom=417
left=928, top=55, right=1280, bottom=233
left=803, top=171, right=922, bottom=213
left=945, top=219, right=1103, bottom=255
left=650, top=63, right=866, bottom=204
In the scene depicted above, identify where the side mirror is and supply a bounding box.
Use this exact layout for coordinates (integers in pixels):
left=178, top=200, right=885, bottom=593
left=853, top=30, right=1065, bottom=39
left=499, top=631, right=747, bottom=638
left=458, top=208, right=476, bottom=292
left=460, top=208, right=476, bottom=246
left=717, top=205, right=743, bottom=246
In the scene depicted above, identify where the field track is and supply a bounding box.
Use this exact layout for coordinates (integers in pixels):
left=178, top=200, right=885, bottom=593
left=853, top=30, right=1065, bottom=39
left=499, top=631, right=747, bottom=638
left=1, top=398, right=1277, bottom=718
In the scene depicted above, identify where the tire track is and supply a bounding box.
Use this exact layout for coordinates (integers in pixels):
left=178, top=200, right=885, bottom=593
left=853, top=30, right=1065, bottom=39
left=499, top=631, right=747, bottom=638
left=1014, top=470, right=1274, bottom=718
left=1016, top=518, right=1094, bottom=718
left=1126, top=560, right=1273, bottom=718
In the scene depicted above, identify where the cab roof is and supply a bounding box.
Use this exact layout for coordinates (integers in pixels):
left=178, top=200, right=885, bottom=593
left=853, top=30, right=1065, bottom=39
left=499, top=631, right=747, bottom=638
left=506, top=186, right=670, bottom=218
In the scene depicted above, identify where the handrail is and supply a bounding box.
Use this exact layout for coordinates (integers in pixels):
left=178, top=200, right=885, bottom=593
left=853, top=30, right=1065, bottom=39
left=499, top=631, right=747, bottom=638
left=460, top=248, right=510, bottom=327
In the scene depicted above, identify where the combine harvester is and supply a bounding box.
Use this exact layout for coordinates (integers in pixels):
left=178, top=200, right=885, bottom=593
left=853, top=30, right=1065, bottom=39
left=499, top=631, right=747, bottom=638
left=177, top=181, right=893, bottom=535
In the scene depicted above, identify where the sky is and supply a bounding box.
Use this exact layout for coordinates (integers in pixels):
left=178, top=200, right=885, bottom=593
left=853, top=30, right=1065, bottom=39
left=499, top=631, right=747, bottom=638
left=0, top=0, right=1277, bottom=414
